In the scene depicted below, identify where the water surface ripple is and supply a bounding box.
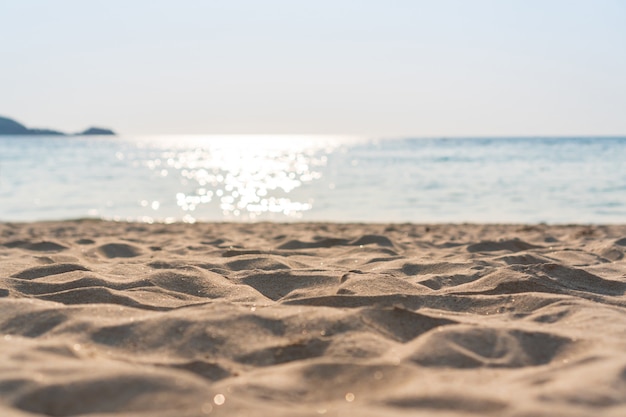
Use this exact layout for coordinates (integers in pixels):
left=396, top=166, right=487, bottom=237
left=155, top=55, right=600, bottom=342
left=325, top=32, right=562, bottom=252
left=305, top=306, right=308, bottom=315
left=1, top=136, right=624, bottom=223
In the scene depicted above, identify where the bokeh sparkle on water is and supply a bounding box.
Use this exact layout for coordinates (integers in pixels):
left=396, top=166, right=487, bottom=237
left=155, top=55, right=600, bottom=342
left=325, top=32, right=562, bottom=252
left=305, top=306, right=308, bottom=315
left=135, top=135, right=353, bottom=221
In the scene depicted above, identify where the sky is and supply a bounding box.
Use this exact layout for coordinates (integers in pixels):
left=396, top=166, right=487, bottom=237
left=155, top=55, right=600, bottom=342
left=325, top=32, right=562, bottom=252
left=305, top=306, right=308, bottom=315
left=1, top=0, right=625, bottom=136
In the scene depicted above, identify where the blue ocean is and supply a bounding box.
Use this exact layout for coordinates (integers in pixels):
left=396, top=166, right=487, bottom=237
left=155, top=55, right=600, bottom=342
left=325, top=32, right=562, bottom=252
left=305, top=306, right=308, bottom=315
left=1, top=136, right=625, bottom=224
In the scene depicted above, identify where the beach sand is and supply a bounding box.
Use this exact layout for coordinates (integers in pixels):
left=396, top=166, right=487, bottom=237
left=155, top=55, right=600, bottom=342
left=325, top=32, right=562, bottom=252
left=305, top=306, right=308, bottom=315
left=1, top=221, right=626, bottom=416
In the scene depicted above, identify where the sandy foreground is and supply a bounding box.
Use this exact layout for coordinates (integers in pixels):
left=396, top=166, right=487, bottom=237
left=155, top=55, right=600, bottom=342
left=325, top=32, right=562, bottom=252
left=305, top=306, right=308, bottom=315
left=1, top=221, right=626, bottom=417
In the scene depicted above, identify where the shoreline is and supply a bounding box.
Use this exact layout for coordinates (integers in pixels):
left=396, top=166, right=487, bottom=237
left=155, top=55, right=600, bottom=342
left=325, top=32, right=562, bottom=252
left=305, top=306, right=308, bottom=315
left=4, top=217, right=625, bottom=225
left=2, top=221, right=626, bottom=416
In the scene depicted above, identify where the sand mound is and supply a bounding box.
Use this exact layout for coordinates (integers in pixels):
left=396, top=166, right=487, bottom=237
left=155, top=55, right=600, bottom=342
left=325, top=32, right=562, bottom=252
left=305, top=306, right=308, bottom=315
left=1, top=221, right=626, bottom=416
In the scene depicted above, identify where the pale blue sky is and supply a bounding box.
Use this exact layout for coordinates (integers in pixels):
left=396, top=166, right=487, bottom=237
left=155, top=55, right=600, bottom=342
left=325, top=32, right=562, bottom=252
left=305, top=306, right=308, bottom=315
left=1, top=0, right=625, bottom=135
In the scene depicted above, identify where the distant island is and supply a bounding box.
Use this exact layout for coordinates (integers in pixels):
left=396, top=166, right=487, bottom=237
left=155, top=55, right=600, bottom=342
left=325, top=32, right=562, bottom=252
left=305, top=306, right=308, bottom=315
left=0, top=115, right=115, bottom=136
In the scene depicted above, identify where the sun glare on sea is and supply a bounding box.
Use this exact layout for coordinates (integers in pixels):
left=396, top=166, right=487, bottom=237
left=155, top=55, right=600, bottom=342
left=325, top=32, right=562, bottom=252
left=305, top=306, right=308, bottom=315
left=129, top=135, right=360, bottom=222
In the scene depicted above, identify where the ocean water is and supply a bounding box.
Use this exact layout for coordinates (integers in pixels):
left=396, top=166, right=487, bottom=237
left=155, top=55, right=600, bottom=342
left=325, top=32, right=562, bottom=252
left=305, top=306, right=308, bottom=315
left=1, top=135, right=625, bottom=224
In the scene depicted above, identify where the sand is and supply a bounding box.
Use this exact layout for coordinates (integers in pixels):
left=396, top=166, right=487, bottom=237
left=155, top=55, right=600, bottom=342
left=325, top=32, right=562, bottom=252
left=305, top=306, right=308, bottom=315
left=1, top=221, right=626, bottom=417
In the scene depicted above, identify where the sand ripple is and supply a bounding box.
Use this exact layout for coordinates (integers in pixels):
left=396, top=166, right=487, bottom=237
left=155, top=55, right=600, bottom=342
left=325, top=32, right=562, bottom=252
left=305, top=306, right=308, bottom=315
left=1, top=221, right=626, bottom=416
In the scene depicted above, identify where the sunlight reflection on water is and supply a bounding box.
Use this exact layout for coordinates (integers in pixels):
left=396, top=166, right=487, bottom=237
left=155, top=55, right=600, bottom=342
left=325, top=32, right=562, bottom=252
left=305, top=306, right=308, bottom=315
left=131, top=135, right=359, bottom=222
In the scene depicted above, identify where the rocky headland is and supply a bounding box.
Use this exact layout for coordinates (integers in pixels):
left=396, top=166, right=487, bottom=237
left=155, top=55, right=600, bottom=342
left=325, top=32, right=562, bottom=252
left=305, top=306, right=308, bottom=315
left=0, top=115, right=115, bottom=136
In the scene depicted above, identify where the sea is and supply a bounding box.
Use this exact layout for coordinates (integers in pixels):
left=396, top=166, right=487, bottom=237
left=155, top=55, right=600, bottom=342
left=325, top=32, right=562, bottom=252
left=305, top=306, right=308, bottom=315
left=1, top=135, right=625, bottom=224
